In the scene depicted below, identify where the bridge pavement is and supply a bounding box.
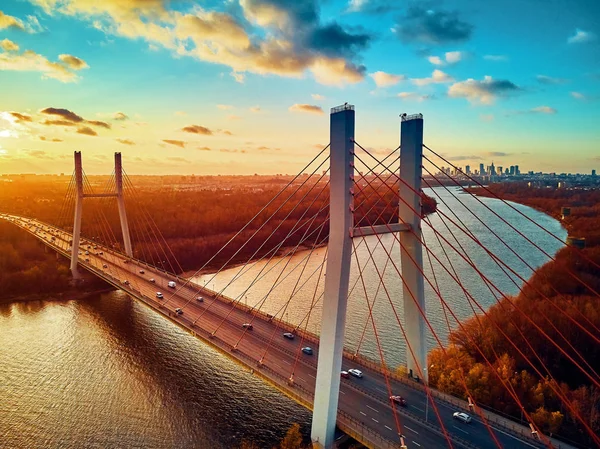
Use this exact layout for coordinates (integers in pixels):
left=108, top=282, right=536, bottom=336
left=3, top=214, right=567, bottom=449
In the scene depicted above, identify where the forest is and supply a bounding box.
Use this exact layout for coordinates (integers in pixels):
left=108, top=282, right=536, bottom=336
left=428, top=183, right=600, bottom=447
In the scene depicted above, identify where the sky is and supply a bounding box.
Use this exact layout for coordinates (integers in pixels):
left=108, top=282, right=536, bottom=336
left=0, top=0, right=599, bottom=175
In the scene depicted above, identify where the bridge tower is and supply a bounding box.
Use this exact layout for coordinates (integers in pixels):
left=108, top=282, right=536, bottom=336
left=311, top=109, right=426, bottom=448
left=70, top=152, right=133, bottom=278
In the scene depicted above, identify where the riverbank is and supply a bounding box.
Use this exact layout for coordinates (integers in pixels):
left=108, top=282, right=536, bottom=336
left=0, top=286, right=116, bottom=306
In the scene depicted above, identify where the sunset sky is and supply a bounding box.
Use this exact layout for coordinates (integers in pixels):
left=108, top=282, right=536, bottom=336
left=0, top=0, right=598, bottom=175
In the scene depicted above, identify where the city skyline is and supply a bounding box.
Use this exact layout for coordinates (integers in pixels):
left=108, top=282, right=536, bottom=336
left=0, top=0, right=599, bottom=175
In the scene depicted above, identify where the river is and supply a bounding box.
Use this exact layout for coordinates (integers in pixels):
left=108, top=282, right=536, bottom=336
left=0, top=188, right=566, bottom=448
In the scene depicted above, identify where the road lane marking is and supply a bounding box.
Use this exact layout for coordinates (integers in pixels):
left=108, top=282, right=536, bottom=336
left=412, top=442, right=421, bottom=447
left=384, top=425, right=393, bottom=431
left=372, top=418, right=379, bottom=423
left=308, top=373, right=315, bottom=378
left=360, top=411, right=366, bottom=416
left=339, top=390, right=345, bottom=395
left=452, top=425, right=469, bottom=435
left=404, top=426, right=418, bottom=434
left=376, top=387, right=388, bottom=394
left=410, top=405, right=425, bottom=413
left=366, top=405, right=379, bottom=413
left=282, top=360, right=291, bottom=365
left=482, top=423, right=539, bottom=449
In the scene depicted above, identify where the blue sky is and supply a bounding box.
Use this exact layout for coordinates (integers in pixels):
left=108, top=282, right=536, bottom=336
left=0, top=0, right=598, bottom=174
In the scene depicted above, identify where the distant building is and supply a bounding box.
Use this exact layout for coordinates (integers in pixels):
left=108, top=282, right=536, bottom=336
left=497, top=166, right=503, bottom=175
left=515, top=165, right=520, bottom=175
left=509, top=166, right=515, bottom=176
left=465, top=165, right=471, bottom=175
left=479, top=163, right=485, bottom=176
left=593, top=169, right=597, bottom=177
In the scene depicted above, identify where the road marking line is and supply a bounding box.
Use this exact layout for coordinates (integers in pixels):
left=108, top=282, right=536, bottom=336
left=360, top=411, right=366, bottom=416
left=376, top=387, right=387, bottom=394
left=308, top=373, right=315, bottom=378
left=367, top=405, right=379, bottom=413
left=372, top=418, right=379, bottom=423
left=339, top=390, right=345, bottom=395
left=282, top=360, right=291, bottom=365
left=385, top=426, right=393, bottom=431
left=452, top=425, right=469, bottom=435
left=412, top=441, right=421, bottom=447
left=296, top=377, right=305, bottom=383
left=411, top=405, right=425, bottom=413
left=482, top=423, right=540, bottom=449
left=405, top=426, right=418, bottom=434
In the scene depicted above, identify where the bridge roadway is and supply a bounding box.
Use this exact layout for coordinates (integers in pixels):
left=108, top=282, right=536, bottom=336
left=3, top=214, right=554, bottom=449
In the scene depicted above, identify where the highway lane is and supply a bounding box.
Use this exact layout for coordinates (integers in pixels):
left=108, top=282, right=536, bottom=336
left=3, top=215, right=552, bottom=449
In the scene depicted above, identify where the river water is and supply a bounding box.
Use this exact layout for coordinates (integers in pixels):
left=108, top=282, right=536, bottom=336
left=0, top=188, right=566, bottom=448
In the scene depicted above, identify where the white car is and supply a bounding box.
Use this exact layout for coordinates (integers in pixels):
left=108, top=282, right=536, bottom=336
left=156, top=292, right=163, bottom=299
left=453, top=412, right=472, bottom=424
left=149, top=278, right=156, bottom=283
left=348, top=369, right=363, bottom=378
left=168, top=281, right=176, bottom=288
left=196, top=296, right=204, bottom=302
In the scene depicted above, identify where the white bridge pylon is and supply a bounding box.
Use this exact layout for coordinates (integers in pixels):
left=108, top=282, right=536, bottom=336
left=70, top=151, right=133, bottom=278
left=311, top=106, right=426, bottom=448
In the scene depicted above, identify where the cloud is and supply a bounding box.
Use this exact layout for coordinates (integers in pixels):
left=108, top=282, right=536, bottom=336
left=39, top=136, right=63, bottom=142
left=175, top=111, right=187, bottom=116
left=116, top=138, right=135, bottom=145
left=448, top=76, right=520, bottom=104
left=450, top=155, right=482, bottom=161
left=289, top=104, right=324, bottom=115
left=485, top=151, right=510, bottom=157
left=484, top=54, right=507, bottom=62
left=42, top=119, right=76, bottom=126
left=0, top=39, right=19, bottom=52
left=182, top=125, right=213, bottom=135
left=393, top=6, right=473, bottom=45
left=227, top=114, right=242, bottom=120
left=167, top=156, right=190, bottom=163
left=428, top=51, right=466, bottom=66
left=231, top=70, right=245, bottom=83
left=77, top=126, right=98, bottom=136
left=411, top=69, right=453, bottom=86
left=59, top=54, right=88, bottom=70
left=250, top=106, right=261, bottom=113
left=41, top=107, right=84, bottom=122
left=8, top=111, right=32, bottom=122
left=113, top=111, right=128, bottom=120
left=568, top=28, right=596, bottom=44
left=536, top=75, right=568, bottom=84
left=570, top=91, right=586, bottom=100
left=370, top=71, right=405, bottom=87
left=163, top=139, right=185, bottom=148
left=531, top=106, right=557, bottom=114
left=0, top=10, right=25, bottom=30
left=86, top=120, right=111, bottom=129
left=197, top=146, right=211, bottom=151
left=0, top=48, right=89, bottom=82
left=397, top=92, right=433, bottom=102
left=29, top=0, right=371, bottom=86
left=479, top=114, right=494, bottom=122
left=347, top=0, right=368, bottom=13
left=311, top=94, right=325, bottom=100
left=219, top=148, right=246, bottom=154
left=217, top=104, right=234, bottom=110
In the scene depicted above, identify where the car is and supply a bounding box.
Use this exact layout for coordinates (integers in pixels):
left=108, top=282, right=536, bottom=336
left=341, top=371, right=350, bottom=379
left=103, top=264, right=108, bottom=268
left=196, top=296, right=204, bottom=302
left=283, top=332, right=295, bottom=340
left=348, top=369, right=363, bottom=378
left=242, top=323, right=253, bottom=330
left=85, top=251, right=89, bottom=255
left=453, top=412, right=472, bottom=424
left=175, top=308, right=183, bottom=315
left=390, top=396, right=407, bottom=406
left=301, top=347, right=313, bottom=355
left=98, top=251, right=103, bottom=255
left=85, top=258, right=89, bottom=262
left=149, top=278, right=156, bottom=283
left=156, top=292, right=163, bottom=299
left=139, top=270, right=145, bottom=274
left=122, top=280, right=129, bottom=285
left=168, top=281, right=176, bottom=288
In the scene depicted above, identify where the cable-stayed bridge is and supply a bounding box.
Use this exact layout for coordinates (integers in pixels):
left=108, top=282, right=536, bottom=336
left=2, top=105, right=596, bottom=449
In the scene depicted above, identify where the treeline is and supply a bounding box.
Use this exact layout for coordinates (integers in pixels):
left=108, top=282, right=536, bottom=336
left=0, top=221, right=73, bottom=298
left=0, top=175, right=436, bottom=274
left=238, top=423, right=364, bottom=449
left=428, top=183, right=600, bottom=447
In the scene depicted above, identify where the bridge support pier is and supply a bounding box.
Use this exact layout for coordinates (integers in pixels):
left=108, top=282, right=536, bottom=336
left=70, top=151, right=84, bottom=279
left=399, top=115, right=427, bottom=383
left=311, top=105, right=355, bottom=449
left=115, top=152, right=133, bottom=258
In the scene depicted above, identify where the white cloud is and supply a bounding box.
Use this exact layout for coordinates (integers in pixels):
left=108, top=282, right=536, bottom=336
left=0, top=39, right=19, bottom=52
left=531, top=106, right=557, bottom=114
left=484, top=54, right=508, bottom=62
left=289, top=104, right=324, bottom=115
left=445, top=51, right=464, bottom=64
left=347, top=0, right=368, bottom=12
left=369, top=71, right=405, bottom=87
left=448, top=75, right=520, bottom=104
left=0, top=10, right=43, bottom=33
left=570, top=91, right=586, bottom=100
left=411, top=69, right=453, bottom=86
left=397, top=92, right=432, bottom=102
left=428, top=56, right=443, bottom=66
left=249, top=106, right=261, bottom=113
left=536, top=75, right=568, bottom=84
left=568, top=28, right=596, bottom=44
left=231, top=70, right=245, bottom=83
left=217, top=104, right=234, bottom=110
left=480, top=114, right=494, bottom=122
left=311, top=93, right=325, bottom=100
left=0, top=48, right=88, bottom=83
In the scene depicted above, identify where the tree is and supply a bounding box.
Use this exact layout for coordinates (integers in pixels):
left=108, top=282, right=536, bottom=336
left=278, top=423, right=304, bottom=449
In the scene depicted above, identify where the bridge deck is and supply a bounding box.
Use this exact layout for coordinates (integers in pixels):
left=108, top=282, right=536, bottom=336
left=2, top=214, right=565, bottom=449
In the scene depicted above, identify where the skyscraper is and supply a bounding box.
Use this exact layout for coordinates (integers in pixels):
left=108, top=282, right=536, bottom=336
left=515, top=165, right=520, bottom=175
left=465, top=165, right=471, bottom=175
left=480, top=163, right=485, bottom=176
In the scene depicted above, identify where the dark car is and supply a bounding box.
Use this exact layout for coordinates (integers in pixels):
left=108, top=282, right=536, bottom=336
left=283, top=332, right=295, bottom=340
left=301, top=347, right=313, bottom=355
left=390, top=396, right=407, bottom=406
left=242, top=323, right=253, bottom=330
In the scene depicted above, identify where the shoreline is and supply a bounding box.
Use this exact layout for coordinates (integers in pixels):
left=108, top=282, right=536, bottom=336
left=0, top=287, right=116, bottom=306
